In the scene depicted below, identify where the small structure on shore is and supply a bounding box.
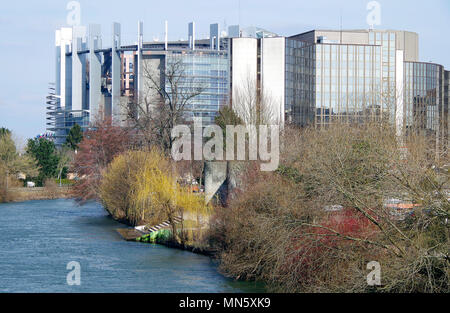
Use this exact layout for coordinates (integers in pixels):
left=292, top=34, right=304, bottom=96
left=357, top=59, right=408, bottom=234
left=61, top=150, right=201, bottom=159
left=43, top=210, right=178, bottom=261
left=116, top=216, right=182, bottom=241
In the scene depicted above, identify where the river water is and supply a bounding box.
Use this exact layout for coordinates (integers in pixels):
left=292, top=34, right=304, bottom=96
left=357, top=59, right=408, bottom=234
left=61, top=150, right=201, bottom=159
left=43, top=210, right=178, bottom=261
left=0, top=199, right=263, bottom=293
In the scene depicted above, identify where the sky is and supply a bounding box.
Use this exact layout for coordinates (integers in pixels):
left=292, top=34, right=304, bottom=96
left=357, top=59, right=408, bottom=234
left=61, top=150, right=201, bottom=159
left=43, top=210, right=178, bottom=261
left=0, top=0, right=449, bottom=143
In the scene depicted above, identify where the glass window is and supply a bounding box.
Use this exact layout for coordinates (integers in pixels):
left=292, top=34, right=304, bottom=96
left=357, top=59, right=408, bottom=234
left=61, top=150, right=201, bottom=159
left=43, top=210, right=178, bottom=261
left=369, top=32, right=375, bottom=44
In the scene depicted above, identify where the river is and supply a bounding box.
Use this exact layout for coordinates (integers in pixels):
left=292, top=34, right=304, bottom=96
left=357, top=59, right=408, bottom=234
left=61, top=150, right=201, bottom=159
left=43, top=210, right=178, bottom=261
left=0, top=199, right=264, bottom=293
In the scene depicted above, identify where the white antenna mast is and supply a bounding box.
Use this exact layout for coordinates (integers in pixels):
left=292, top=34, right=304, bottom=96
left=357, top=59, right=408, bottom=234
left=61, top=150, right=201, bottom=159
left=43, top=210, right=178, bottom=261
left=164, top=20, right=168, bottom=50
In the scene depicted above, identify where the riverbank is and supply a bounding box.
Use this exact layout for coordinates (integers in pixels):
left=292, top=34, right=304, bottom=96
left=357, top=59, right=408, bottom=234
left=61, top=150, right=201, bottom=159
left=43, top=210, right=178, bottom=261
left=134, top=229, right=217, bottom=257
left=4, top=187, right=71, bottom=203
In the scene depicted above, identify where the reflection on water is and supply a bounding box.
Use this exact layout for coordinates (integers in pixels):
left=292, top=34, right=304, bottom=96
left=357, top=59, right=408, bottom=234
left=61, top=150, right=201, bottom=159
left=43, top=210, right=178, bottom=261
left=0, top=199, right=264, bottom=293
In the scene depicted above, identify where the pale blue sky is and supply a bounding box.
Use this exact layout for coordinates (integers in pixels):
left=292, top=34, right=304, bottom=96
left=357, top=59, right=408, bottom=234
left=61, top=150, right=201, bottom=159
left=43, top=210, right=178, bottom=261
left=0, top=0, right=449, bottom=142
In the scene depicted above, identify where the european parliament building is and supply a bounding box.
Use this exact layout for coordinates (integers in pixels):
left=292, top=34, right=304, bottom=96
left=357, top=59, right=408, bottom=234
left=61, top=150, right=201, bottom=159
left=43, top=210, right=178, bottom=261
left=47, top=22, right=449, bottom=147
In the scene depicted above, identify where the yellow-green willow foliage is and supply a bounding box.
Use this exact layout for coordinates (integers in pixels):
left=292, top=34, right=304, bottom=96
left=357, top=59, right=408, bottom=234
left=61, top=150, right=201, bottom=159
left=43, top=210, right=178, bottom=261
left=131, top=150, right=211, bottom=242
left=100, top=150, right=153, bottom=224
left=101, top=149, right=211, bottom=233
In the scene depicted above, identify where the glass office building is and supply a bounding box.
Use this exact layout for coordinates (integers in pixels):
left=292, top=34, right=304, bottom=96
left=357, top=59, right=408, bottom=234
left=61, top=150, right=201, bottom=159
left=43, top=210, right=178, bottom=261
left=368, top=31, right=398, bottom=123
left=286, top=40, right=383, bottom=126
left=403, top=62, right=446, bottom=135
left=285, top=30, right=421, bottom=129
left=316, top=43, right=383, bottom=125
left=285, top=39, right=315, bottom=126
left=285, top=29, right=449, bottom=150
left=166, top=51, right=229, bottom=124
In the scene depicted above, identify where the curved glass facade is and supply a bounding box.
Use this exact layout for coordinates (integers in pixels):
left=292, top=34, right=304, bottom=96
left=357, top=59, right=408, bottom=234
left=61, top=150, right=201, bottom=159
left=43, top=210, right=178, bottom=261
left=403, top=62, right=445, bottom=134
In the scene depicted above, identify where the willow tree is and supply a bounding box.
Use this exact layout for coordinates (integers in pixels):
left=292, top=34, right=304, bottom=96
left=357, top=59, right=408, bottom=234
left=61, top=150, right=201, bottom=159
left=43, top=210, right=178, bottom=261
left=101, top=149, right=210, bottom=243
left=131, top=149, right=211, bottom=244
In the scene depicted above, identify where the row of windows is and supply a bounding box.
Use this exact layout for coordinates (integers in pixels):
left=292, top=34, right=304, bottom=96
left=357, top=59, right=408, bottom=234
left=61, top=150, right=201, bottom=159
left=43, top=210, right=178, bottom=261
left=369, top=32, right=396, bottom=44
left=403, top=62, right=445, bottom=130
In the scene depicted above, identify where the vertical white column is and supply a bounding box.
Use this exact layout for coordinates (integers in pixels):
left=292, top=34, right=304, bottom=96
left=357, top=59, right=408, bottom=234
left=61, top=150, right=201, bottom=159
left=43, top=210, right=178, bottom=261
left=210, top=23, right=220, bottom=50
left=112, top=22, right=121, bottom=125
left=261, top=37, right=285, bottom=126
left=137, top=21, right=143, bottom=102
left=72, top=26, right=87, bottom=112
left=55, top=30, right=62, bottom=104
left=189, top=22, right=195, bottom=50
left=165, top=21, right=168, bottom=51
left=89, top=24, right=102, bottom=122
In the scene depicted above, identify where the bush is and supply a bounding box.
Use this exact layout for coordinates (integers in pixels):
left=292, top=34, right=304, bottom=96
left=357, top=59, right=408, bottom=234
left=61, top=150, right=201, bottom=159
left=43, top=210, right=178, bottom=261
left=100, top=148, right=210, bottom=231
left=131, top=149, right=211, bottom=244
left=71, top=118, right=132, bottom=202
left=55, top=178, right=74, bottom=186
left=100, top=150, right=157, bottom=224
left=44, top=178, right=58, bottom=199
left=0, top=163, right=8, bottom=202
left=208, top=123, right=449, bottom=293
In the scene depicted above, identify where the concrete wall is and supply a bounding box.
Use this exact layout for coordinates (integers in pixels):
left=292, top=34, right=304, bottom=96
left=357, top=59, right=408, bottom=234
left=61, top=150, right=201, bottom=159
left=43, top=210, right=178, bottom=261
left=316, top=30, right=369, bottom=44
left=111, top=23, right=122, bottom=125
left=204, top=161, right=227, bottom=204
left=89, top=24, right=102, bottom=122
left=261, top=37, right=285, bottom=125
left=230, top=37, right=258, bottom=122
left=71, top=26, right=87, bottom=111
left=140, top=54, right=165, bottom=111
left=55, top=28, right=73, bottom=110
left=396, top=31, right=419, bottom=62
left=64, top=51, right=72, bottom=110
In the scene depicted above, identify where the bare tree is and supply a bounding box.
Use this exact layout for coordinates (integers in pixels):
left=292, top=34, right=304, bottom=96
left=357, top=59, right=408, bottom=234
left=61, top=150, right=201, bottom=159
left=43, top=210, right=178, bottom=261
left=123, top=57, right=205, bottom=153
left=232, top=74, right=280, bottom=126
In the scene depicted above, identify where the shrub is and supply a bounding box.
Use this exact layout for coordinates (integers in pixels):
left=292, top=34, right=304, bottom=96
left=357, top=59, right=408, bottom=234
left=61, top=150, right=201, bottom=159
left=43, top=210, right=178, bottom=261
left=100, top=150, right=156, bottom=224
left=0, top=163, right=8, bottom=202
left=44, top=178, right=58, bottom=199
left=208, top=123, right=449, bottom=293
left=132, top=149, right=211, bottom=243
left=100, top=148, right=211, bottom=240
left=71, top=118, right=132, bottom=202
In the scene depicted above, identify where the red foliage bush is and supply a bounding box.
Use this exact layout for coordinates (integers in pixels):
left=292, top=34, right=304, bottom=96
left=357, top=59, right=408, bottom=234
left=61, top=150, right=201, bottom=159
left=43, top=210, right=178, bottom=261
left=70, top=118, right=133, bottom=202
left=283, top=209, right=378, bottom=285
